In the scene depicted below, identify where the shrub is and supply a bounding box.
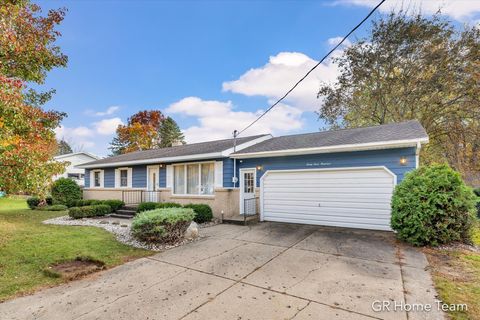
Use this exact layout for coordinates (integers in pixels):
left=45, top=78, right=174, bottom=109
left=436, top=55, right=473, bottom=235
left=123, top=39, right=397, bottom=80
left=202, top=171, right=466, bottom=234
left=51, top=178, right=82, bottom=207
left=68, top=204, right=112, bottom=219
left=136, top=202, right=181, bottom=213
left=183, top=204, right=213, bottom=223
left=46, top=196, right=53, bottom=205
left=35, top=204, right=68, bottom=211
left=131, top=208, right=195, bottom=243
left=99, top=200, right=124, bottom=211
left=473, top=188, right=480, bottom=197
left=136, top=202, right=158, bottom=213
left=391, top=164, right=477, bottom=246
left=27, top=196, right=40, bottom=209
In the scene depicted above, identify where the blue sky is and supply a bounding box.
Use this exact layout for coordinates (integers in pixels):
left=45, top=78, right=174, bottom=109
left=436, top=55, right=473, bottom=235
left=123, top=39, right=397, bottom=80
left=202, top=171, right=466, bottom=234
left=36, top=0, right=480, bottom=156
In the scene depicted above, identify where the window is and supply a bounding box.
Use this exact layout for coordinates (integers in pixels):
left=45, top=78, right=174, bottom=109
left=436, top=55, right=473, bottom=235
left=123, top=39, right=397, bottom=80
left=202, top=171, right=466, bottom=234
left=120, top=169, right=128, bottom=187
left=243, top=172, right=254, bottom=193
left=94, top=171, right=100, bottom=187
left=173, top=162, right=214, bottom=195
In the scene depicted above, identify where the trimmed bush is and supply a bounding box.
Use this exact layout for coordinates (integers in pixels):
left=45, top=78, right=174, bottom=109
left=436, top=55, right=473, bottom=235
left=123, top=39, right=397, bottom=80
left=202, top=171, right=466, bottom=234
left=136, top=202, right=182, bottom=213
left=27, top=196, right=40, bottom=209
left=473, top=188, right=480, bottom=197
left=131, top=208, right=195, bottom=243
left=51, top=178, right=82, bottom=207
left=183, top=204, right=213, bottom=223
left=68, top=204, right=112, bottom=219
left=391, top=164, right=477, bottom=246
left=99, top=200, right=124, bottom=211
left=136, top=202, right=158, bottom=213
left=35, top=204, right=68, bottom=211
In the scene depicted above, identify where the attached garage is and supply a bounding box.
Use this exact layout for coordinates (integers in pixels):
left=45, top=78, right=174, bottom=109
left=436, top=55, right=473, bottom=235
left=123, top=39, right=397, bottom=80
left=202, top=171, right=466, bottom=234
left=260, top=167, right=396, bottom=231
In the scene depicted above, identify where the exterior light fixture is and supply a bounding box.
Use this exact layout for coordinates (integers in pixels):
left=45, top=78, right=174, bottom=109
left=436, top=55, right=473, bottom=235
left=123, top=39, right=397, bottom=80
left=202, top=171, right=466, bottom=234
left=399, top=157, right=407, bottom=165
left=256, top=165, right=263, bottom=171
left=159, top=164, right=164, bottom=168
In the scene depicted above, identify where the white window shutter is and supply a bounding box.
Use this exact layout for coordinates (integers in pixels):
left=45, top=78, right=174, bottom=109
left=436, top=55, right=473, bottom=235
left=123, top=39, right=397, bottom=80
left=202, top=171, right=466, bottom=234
left=114, top=169, right=119, bottom=188
left=128, top=168, right=133, bottom=188
left=90, top=170, right=94, bottom=188
left=166, top=165, right=173, bottom=188
left=214, top=161, right=223, bottom=188
left=100, top=170, right=104, bottom=188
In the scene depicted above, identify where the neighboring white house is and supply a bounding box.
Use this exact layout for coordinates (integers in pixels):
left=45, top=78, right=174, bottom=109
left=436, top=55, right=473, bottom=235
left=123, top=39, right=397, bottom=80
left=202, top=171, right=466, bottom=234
left=54, top=152, right=101, bottom=187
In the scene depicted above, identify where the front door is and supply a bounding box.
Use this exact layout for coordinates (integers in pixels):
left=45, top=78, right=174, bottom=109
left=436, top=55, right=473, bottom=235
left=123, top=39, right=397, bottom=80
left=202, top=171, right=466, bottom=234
left=147, top=166, right=160, bottom=202
left=240, top=169, right=256, bottom=215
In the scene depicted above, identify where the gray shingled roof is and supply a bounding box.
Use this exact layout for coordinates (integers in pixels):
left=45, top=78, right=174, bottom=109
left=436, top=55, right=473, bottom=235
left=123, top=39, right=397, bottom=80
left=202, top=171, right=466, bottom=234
left=82, top=134, right=269, bottom=167
left=232, top=120, right=428, bottom=155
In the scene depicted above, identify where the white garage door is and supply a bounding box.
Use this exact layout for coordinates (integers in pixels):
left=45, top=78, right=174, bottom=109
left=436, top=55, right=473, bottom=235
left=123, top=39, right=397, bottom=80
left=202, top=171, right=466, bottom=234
left=261, top=167, right=396, bottom=231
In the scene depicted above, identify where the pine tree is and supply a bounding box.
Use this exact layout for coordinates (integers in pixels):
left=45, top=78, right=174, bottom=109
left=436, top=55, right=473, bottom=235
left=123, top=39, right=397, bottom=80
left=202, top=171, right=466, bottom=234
left=56, top=139, right=73, bottom=155
left=159, top=117, right=185, bottom=147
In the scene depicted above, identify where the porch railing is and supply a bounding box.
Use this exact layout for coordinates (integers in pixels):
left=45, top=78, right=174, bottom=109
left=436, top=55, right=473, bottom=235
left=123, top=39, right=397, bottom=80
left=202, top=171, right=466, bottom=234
left=122, top=190, right=162, bottom=205
left=243, top=197, right=258, bottom=225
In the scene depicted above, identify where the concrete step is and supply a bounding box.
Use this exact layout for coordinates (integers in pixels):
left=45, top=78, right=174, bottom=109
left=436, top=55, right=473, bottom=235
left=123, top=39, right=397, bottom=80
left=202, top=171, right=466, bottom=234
left=115, top=209, right=136, bottom=216
left=109, top=213, right=134, bottom=219
left=223, top=215, right=258, bottom=225
left=122, top=205, right=138, bottom=211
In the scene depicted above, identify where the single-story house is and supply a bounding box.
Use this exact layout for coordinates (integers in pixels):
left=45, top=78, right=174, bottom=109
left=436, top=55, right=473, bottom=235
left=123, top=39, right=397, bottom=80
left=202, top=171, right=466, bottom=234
left=78, top=120, right=428, bottom=231
left=54, top=152, right=101, bottom=186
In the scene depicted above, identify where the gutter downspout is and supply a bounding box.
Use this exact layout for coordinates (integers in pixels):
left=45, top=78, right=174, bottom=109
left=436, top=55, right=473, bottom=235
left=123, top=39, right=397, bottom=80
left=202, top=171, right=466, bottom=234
left=233, top=130, right=238, bottom=188
left=415, top=141, right=421, bottom=169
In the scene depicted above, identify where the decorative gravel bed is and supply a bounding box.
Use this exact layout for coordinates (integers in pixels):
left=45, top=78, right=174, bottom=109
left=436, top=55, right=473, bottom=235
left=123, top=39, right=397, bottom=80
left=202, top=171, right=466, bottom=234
left=43, top=216, right=203, bottom=251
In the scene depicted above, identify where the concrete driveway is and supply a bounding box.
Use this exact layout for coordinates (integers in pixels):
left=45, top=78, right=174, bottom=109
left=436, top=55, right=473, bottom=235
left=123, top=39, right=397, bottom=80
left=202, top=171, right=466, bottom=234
left=0, top=222, right=443, bottom=320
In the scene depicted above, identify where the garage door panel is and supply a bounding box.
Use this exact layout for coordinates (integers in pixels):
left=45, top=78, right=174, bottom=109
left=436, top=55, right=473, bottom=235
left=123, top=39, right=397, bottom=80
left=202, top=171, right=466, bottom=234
left=264, top=199, right=391, bottom=210
left=264, top=170, right=391, bottom=180
left=263, top=181, right=393, bottom=189
left=261, top=168, right=394, bottom=231
left=265, top=216, right=391, bottom=231
left=263, top=205, right=391, bottom=216
left=264, top=193, right=393, bottom=202
left=263, top=186, right=392, bottom=194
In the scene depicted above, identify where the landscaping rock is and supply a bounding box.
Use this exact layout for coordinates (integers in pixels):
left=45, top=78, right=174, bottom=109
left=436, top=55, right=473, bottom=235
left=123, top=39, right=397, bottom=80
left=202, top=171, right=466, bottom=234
left=185, top=221, right=199, bottom=239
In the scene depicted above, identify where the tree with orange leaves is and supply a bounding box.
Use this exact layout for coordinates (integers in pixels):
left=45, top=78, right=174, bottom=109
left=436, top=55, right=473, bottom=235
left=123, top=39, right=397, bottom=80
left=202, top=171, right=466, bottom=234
left=109, top=110, right=185, bottom=155
left=0, top=1, right=68, bottom=198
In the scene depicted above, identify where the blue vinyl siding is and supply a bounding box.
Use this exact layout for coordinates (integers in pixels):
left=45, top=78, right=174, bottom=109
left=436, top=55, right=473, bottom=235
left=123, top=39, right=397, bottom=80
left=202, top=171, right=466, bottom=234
left=236, top=147, right=417, bottom=187
left=84, top=169, right=90, bottom=187
left=132, top=165, right=147, bottom=188
left=159, top=166, right=167, bottom=188
left=104, top=168, right=115, bottom=188
left=223, top=158, right=235, bottom=188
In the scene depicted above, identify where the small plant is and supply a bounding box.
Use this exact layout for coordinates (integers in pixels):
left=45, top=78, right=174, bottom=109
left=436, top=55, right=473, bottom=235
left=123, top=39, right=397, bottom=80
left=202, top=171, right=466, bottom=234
left=183, top=204, right=213, bottom=223
left=99, top=200, right=124, bottom=211
left=391, top=164, right=477, bottom=246
left=68, top=204, right=112, bottom=219
left=51, top=178, right=82, bottom=207
left=131, top=208, right=194, bottom=243
left=26, top=196, right=40, bottom=209
left=136, top=202, right=181, bottom=213
left=35, top=204, right=68, bottom=211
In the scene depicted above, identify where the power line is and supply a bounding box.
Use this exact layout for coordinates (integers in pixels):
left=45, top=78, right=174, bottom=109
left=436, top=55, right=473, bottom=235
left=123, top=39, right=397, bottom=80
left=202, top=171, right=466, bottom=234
left=235, top=0, right=386, bottom=137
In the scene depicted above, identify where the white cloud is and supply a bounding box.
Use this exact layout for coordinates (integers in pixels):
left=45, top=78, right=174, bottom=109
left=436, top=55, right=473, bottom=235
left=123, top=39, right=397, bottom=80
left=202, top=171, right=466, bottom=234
left=94, top=117, right=123, bottom=135
left=166, top=97, right=303, bottom=143
left=327, top=36, right=352, bottom=47
left=54, top=125, right=95, bottom=149
left=85, top=106, right=120, bottom=117
left=335, top=0, right=480, bottom=21
left=222, top=51, right=341, bottom=112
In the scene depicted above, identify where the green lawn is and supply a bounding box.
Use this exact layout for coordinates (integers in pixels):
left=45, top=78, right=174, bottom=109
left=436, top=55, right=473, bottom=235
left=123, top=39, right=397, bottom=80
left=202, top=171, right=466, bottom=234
left=428, top=224, right=480, bottom=320
left=0, top=198, right=153, bottom=301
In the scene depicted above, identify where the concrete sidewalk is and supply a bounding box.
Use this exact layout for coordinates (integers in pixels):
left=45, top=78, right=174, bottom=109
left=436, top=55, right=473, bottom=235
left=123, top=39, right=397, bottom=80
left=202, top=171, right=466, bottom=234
left=0, top=222, right=444, bottom=320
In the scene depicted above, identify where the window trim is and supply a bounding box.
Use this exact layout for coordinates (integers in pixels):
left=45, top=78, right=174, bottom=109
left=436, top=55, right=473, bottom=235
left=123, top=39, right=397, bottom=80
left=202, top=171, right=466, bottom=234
left=91, top=169, right=104, bottom=188
left=115, top=167, right=132, bottom=189
left=172, top=161, right=215, bottom=196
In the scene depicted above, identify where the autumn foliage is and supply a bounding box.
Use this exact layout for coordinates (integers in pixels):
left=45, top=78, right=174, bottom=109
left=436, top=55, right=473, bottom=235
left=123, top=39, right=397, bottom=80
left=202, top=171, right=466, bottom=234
left=110, top=110, right=185, bottom=155
left=0, top=1, right=68, bottom=197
